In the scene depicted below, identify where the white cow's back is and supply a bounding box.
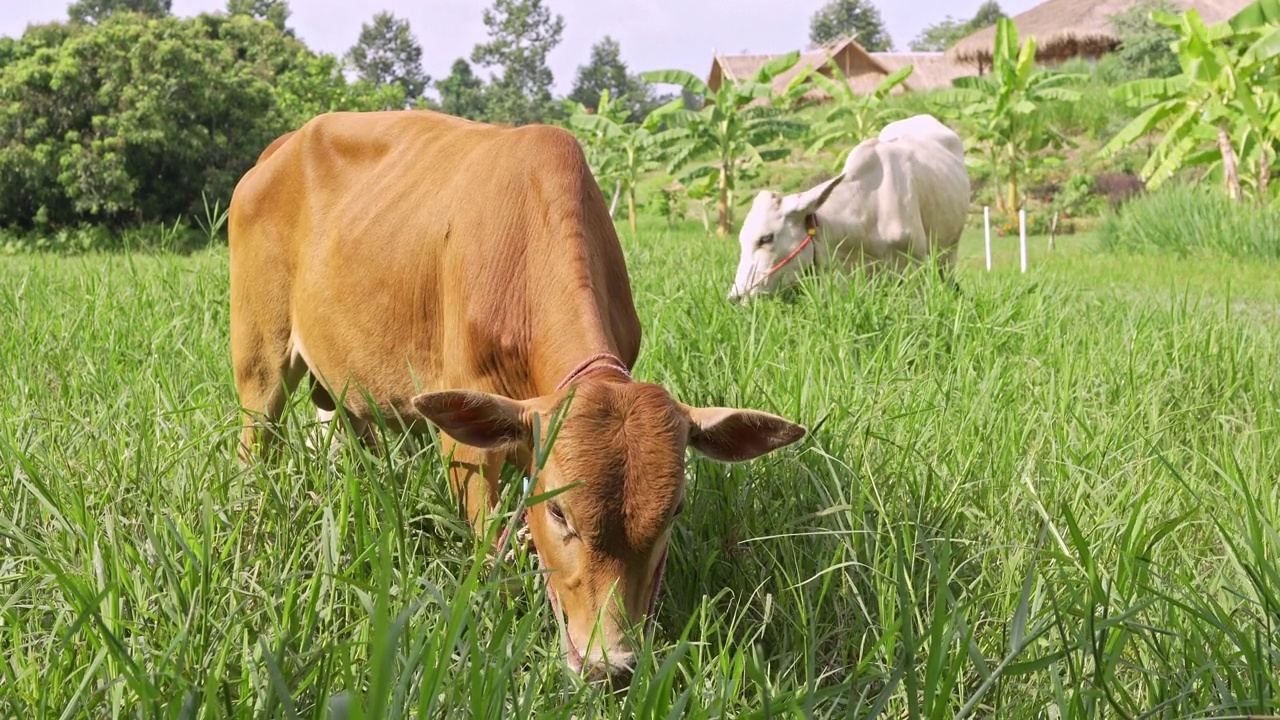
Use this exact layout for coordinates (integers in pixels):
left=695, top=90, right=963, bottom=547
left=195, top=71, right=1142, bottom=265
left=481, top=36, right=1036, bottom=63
left=875, top=114, right=966, bottom=163
left=828, top=114, right=970, bottom=270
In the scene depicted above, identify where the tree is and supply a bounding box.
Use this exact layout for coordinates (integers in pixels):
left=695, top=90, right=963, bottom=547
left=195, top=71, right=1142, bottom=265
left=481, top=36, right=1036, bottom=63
left=809, top=0, right=892, bottom=51
left=909, top=17, right=969, bottom=52
left=227, top=0, right=291, bottom=34
left=569, top=37, right=628, bottom=110
left=68, top=0, right=172, bottom=24
left=568, top=89, right=679, bottom=233
left=910, top=1, right=1005, bottom=51
left=941, top=18, right=1083, bottom=211
left=1101, top=3, right=1280, bottom=202
left=1110, top=0, right=1181, bottom=79
left=568, top=36, right=667, bottom=123
left=437, top=58, right=488, bottom=120
left=643, top=53, right=811, bottom=235
left=471, top=0, right=564, bottom=125
left=0, top=13, right=399, bottom=230
left=345, top=11, right=429, bottom=103
left=969, top=1, right=1007, bottom=29
left=806, top=62, right=914, bottom=169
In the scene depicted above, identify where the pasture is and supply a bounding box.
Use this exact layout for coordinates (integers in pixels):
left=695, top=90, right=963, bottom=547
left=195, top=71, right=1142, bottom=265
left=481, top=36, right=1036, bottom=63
left=2, top=219, right=1278, bottom=718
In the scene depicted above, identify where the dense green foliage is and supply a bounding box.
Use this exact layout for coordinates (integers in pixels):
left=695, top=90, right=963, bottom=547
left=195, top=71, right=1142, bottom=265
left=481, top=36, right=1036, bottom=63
left=1103, top=2, right=1280, bottom=203
left=0, top=1, right=1273, bottom=246
left=227, top=0, right=292, bottom=33
left=0, top=13, right=399, bottom=231
left=941, top=19, right=1083, bottom=213
left=1110, top=0, right=1181, bottom=79
left=643, top=54, right=811, bottom=235
left=3, top=227, right=1279, bottom=716
left=567, top=89, right=678, bottom=231
left=805, top=63, right=914, bottom=171
left=68, top=0, right=172, bottom=24
left=436, top=58, right=489, bottom=121
left=344, top=11, right=429, bottom=102
left=566, top=36, right=669, bottom=123
left=1100, top=181, right=1280, bottom=256
left=909, top=0, right=1006, bottom=52
left=808, top=0, right=892, bottom=51
left=472, top=0, right=565, bottom=125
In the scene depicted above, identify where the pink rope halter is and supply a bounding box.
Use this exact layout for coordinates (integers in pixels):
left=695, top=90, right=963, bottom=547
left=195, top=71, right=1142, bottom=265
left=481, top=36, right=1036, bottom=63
left=555, top=352, right=632, bottom=390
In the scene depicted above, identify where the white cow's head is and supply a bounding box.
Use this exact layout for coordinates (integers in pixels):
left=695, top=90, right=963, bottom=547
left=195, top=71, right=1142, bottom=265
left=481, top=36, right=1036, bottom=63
left=729, top=174, right=845, bottom=301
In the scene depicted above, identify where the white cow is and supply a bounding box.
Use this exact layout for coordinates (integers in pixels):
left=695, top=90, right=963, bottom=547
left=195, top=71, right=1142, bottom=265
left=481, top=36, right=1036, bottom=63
left=728, top=114, right=970, bottom=300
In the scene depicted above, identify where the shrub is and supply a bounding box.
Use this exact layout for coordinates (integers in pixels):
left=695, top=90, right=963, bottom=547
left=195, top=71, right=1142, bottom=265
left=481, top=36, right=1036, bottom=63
left=0, top=220, right=204, bottom=255
left=0, top=13, right=401, bottom=232
left=1099, top=183, right=1280, bottom=258
left=1093, top=172, right=1145, bottom=209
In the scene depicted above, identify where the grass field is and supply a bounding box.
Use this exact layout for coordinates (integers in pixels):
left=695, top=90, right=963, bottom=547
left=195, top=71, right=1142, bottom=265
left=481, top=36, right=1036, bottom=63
left=2, top=219, right=1279, bottom=718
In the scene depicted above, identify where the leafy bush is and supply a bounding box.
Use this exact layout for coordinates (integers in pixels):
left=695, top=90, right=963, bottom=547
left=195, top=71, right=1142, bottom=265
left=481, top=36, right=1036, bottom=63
left=1093, top=172, right=1146, bottom=209
left=0, top=220, right=205, bottom=254
left=0, top=13, right=401, bottom=232
left=1099, top=182, right=1280, bottom=258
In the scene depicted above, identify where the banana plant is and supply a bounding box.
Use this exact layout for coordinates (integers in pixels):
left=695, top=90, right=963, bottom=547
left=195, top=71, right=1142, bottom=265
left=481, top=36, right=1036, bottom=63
left=805, top=62, right=914, bottom=172
left=1100, top=1, right=1280, bottom=201
left=937, top=18, right=1083, bottom=212
left=563, top=89, right=631, bottom=209
left=642, top=52, right=812, bottom=236
left=568, top=89, right=681, bottom=233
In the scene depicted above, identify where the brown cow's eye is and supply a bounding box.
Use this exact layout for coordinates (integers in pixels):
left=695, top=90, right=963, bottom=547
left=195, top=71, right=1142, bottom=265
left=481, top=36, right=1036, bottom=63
left=548, top=501, right=566, bottom=524
left=757, top=234, right=774, bottom=248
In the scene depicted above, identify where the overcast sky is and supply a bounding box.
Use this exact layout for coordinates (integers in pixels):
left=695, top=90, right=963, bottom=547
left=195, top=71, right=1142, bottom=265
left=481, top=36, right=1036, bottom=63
left=0, top=0, right=1041, bottom=96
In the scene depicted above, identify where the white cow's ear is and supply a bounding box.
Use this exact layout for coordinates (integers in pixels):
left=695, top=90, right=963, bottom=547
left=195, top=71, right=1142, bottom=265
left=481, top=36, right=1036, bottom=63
left=413, top=390, right=531, bottom=449
left=781, top=174, right=844, bottom=217
left=680, top=404, right=806, bottom=462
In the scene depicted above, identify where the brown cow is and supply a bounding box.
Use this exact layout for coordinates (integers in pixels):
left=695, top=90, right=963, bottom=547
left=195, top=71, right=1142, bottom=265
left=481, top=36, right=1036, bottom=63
left=228, top=110, right=806, bottom=685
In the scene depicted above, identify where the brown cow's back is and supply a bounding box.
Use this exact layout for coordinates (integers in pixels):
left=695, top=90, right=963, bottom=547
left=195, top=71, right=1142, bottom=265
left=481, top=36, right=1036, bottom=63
left=229, top=110, right=641, bottom=426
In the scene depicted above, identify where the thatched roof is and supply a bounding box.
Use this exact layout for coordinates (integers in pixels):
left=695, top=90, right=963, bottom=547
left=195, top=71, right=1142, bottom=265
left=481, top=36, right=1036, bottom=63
left=948, top=0, right=1253, bottom=67
left=707, top=38, right=973, bottom=102
left=871, top=52, right=975, bottom=90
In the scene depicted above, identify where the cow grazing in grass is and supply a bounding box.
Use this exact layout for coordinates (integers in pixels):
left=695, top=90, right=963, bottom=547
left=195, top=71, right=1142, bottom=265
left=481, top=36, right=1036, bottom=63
left=729, top=114, right=970, bottom=300
left=228, top=110, right=806, bottom=686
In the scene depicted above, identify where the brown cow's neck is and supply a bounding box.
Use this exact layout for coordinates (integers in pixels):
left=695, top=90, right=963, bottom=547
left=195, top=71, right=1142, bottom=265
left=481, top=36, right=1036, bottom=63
left=522, top=239, right=637, bottom=398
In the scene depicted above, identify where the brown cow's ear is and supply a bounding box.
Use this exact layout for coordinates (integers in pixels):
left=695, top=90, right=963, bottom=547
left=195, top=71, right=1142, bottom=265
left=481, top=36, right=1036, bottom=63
left=412, top=390, right=530, bottom=449
left=681, top=405, right=806, bottom=463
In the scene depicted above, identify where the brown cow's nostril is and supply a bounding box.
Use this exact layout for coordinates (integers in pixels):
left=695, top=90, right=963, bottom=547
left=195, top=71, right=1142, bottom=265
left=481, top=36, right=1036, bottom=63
left=583, top=654, right=635, bottom=689
left=607, top=665, right=634, bottom=690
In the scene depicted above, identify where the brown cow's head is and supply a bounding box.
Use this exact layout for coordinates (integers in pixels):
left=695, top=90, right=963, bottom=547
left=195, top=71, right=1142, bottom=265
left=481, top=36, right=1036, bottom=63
left=412, top=378, right=805, bottom=686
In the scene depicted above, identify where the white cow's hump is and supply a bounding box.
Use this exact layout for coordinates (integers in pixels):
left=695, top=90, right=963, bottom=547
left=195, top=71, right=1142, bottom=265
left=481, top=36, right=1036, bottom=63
left=877, top=115, right=964, bottom=162
left=826, top=113, right=970, bottom=260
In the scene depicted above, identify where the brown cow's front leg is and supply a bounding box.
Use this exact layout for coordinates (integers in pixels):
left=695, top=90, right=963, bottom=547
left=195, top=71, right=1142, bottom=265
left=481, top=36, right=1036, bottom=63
left=439, top=433, right=505, bottom=539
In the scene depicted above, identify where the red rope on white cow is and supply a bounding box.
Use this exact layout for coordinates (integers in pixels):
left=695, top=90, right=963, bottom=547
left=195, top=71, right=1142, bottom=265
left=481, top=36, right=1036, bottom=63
left=742, top=213, right=819, bottom=295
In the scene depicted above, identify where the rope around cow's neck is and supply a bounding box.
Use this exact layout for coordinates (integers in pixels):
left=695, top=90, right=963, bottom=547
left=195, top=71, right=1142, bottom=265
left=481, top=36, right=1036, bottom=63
left=743, top=213, right=820, bottom=295
left=555, top=352, right=632, bottom=390
left=499, top=352, right=632, bottom=556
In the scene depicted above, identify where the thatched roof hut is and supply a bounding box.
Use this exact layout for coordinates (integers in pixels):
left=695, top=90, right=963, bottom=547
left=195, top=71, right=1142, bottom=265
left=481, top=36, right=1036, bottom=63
left=947, top=0, right=1252, bottom=72
left=707, top=37, right=972, bottom=104
left=870, top=52, right=975, bottom=91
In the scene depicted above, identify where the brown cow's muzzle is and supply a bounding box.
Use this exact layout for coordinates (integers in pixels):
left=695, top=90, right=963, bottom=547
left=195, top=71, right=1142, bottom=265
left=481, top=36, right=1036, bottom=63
left=538, top=543, right=670, bottom=689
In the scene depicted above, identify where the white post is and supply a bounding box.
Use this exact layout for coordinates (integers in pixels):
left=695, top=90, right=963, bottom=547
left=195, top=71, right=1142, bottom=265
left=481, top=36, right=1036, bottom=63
left=1019, top=208, right=1027, bottom=274
left=608, top=179, right=622, bottom=218
left=983, top=206, right=992, bottom=272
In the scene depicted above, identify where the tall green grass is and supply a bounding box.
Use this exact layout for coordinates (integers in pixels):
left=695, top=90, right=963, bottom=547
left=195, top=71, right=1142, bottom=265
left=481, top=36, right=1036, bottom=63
left=1100, top=182, right=1280, bottom=259
left=1, top=220, right=1279, bottom=717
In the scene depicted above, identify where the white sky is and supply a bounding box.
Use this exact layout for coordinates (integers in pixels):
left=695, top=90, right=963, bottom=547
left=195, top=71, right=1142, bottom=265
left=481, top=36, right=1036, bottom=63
left=0, top=0, right=1041, bottom=96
